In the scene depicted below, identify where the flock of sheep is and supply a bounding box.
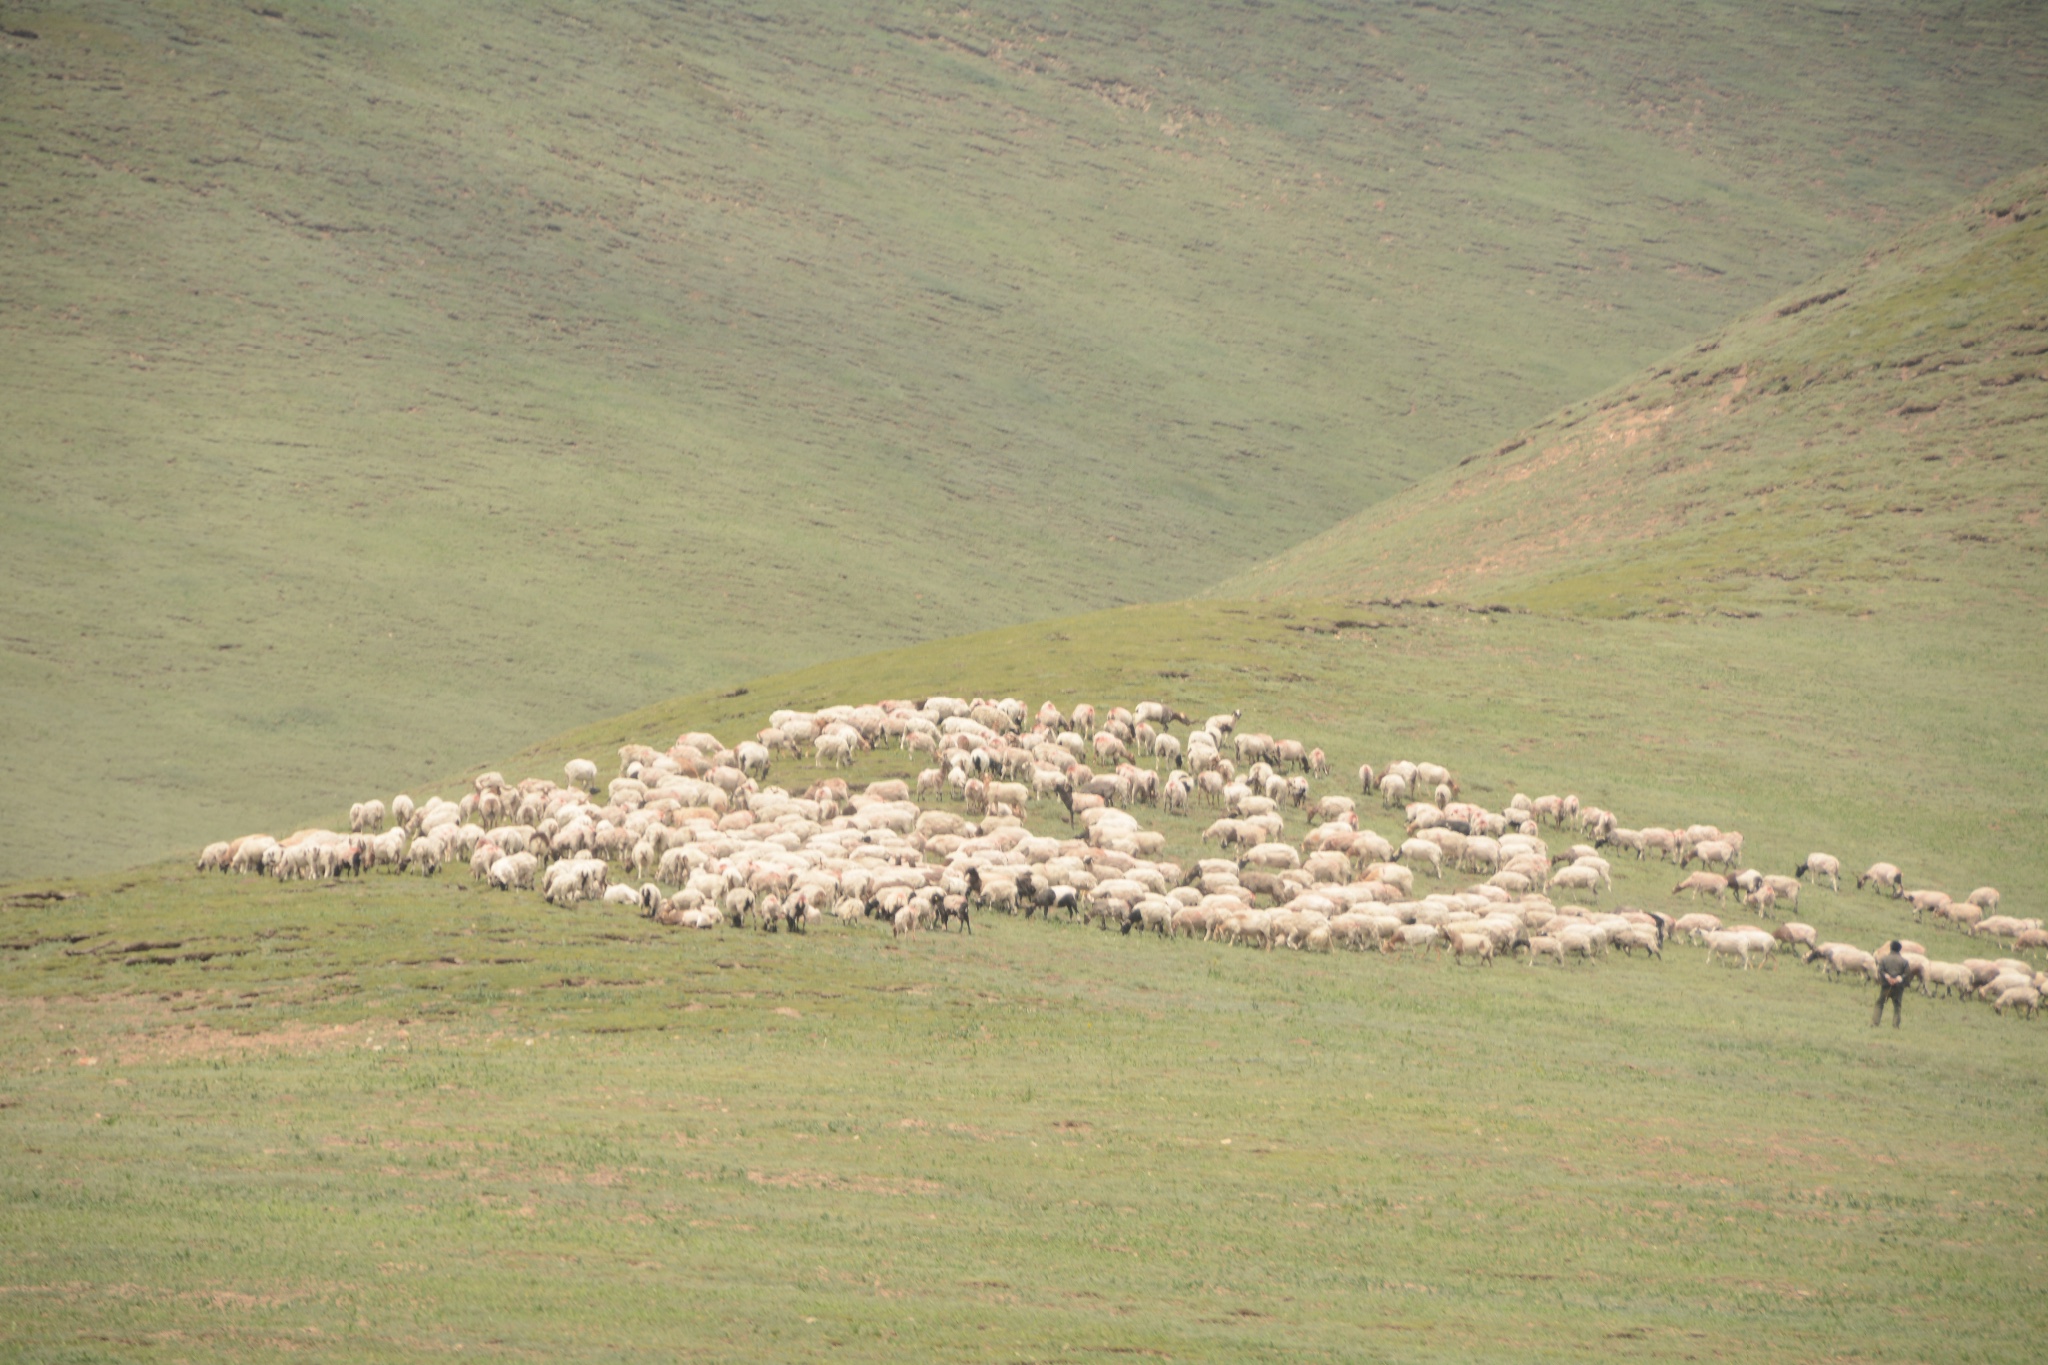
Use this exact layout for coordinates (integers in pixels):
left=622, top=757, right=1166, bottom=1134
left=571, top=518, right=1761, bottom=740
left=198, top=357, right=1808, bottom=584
left=197, top=696, right=2040, bottom=1020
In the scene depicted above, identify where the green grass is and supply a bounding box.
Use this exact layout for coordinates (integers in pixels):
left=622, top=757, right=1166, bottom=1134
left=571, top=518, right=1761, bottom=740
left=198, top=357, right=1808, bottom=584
left=3, top=831, right=2042, bottom=1361
left=1221, top=166, right=2048, bottom=618
left=6, top=1, right=2048, bottom=879
left=7, top=588, right=2045, bottom=1359
left=486, top=597, right=2045, bottom=906
left=6, top=8, right=2048, bottom=1356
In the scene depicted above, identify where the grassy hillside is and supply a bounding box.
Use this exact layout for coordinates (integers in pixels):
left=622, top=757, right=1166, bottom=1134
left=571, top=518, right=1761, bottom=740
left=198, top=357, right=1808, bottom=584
left=1223, top=165, right=2048, bottom=618
left=480, top=598, right=2044, bottom=912
left=6, top=1, right=2048, bottom=880
left=2, top=629, right=2043, bottom=1361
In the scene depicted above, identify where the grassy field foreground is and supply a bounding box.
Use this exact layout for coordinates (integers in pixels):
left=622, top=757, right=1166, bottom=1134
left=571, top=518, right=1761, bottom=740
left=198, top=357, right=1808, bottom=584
left=6, top=583, right=2047, bottom=1360
left=2, top=859, right=2043, bottom=1362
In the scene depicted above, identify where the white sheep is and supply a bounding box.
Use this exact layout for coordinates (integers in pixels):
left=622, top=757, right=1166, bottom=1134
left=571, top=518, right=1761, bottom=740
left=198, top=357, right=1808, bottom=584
left=1903, top=888, right=1952, bottom=920
left=1806, top=943, right=1878, bottom=981
left=1549, top=865, right=1601, bottom=901
left=1671, top=871, right=1729, bottom=903
left=1703, top=929, right=1763, bottom=970
left=489, top=853, right=539, bottom=891
left=1992, top=985, right=2039, bottom=1019
left=1447, top=930, right=1494, bottom=966
left=1397, top=838, right=1443, bottom=878
left=1919, top=960, right=1975, bottom=998
left=1794, top=852, right=1841, bottom=892
left=402, top=837, right=444, bottom=877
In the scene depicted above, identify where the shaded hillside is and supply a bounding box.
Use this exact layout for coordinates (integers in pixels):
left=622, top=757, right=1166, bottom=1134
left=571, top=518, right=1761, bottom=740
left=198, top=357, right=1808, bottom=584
left=3, top=2, right=2045, bottom=879
left=1225, top=167, right=2048, bottom=618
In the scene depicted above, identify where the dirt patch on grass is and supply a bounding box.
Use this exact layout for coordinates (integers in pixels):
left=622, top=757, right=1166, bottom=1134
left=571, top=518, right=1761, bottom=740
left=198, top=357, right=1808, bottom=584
left=743, top=1168, right=946, bottom=1196
left=2, top=993, right=404, bottom=1065
left=110, top=1020, right=374, bottom=1066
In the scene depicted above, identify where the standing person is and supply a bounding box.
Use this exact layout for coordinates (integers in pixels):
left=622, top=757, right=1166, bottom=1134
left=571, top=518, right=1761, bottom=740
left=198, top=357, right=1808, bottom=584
left=1873, top=940, right=1910, bottom=1028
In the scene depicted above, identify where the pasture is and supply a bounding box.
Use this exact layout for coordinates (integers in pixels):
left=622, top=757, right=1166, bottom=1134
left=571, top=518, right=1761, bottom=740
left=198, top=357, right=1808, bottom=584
left=6, top=643, right=2046, bottom=1360
left=6, top=1, right=2047, bottom=882
left=3, top=851, right=2041, bottom=1361
left=5, top=7, right=2045, bottom=1357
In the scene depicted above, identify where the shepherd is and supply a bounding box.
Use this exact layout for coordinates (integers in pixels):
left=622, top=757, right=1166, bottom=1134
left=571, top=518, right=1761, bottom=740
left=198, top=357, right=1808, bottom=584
left=1872, top=940, right=1910, bottom=1028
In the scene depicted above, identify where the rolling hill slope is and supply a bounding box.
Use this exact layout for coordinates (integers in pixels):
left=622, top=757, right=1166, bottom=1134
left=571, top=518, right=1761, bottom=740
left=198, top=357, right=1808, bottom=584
left=405, top=169, right=2048, bottom=923
left=1222, top=166, right=2048, bottom=619
left=4, top=1, right=2047, bottom=879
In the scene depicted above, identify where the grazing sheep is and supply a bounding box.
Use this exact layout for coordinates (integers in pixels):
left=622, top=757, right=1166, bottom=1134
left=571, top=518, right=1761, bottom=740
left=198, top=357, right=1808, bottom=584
left=1978, top=972, right=2034, bottom=1003
left=1760, top=874, right=1800, bottom=911
left=1612, top=924, right=1662, bottom=958
left=403, top=838, right=444, bottom=878
left=1773, top=921, right=1818, bottom=952
left=1684, top=839, right=1737, bottom=871
left=488, top=853, right=539, bottom=891
left=1397, top=838, right=1443, bottom=878
left=1364, top=862, right=1414, bottom=897
left=1557, top=928, right=1602, bottom=964
left=213, top=693, right=1983, bottom=1026
left=1857, top=862, right=1905, bottom=896
left=543, top=856, right=608, bottom=906
left=1671, top=872, right=1729, bottom=903
left=1549, top=865, right=1602, bottom=902
left=1992, top=986, right=2039, bottom=1019
left=1942, top=903, right=1984, bottom=934
left=1392, top=923, right=1441, bottom=954
left=1793, top=852, right=1841, bottom=892
left=1967, top=887, right=2002, bottom=915
left=1806, top=943, right=1878, bottom=982
left=1447, top=930, right=1495, bottom=966
left=369, top=828, right=407, bottom=870
left=1918, top=960, right=1975, bottom=999
left=1303, top=850, right=1350, bottom=884
left=1703, top=930, right=1760, bottom=969
left=1630, top=827, right=1675, bottom=863
left=1903, top=888, right=1952, bottom=921
left=1241, top=842, right=1302, bottom=872
left=1673, top=912, right=1722, bottom=940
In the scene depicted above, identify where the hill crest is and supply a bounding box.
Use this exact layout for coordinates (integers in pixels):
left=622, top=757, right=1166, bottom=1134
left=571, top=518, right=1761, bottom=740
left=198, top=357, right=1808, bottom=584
left=1221, top=166, right=2048, bottom=619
